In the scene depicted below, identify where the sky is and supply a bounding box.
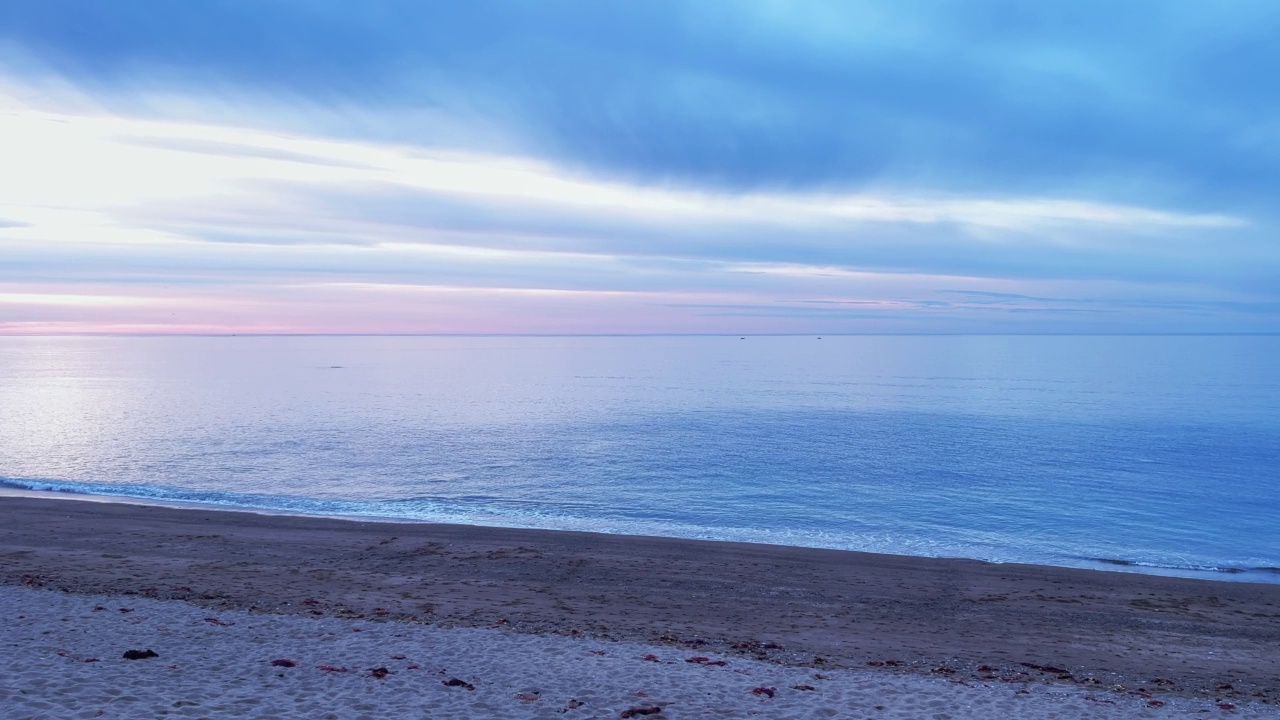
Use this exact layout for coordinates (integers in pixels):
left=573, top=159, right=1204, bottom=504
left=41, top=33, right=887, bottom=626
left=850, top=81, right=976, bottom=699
left=0, top=1, right=1277, bottom=335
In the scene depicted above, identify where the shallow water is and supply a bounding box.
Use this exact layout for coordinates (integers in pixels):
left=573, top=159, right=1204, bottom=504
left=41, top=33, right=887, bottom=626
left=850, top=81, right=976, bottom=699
left=1, top=335, right=1277, bottom=581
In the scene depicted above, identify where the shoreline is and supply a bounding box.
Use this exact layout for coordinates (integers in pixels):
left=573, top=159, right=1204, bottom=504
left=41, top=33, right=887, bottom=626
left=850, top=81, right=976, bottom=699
left=3, top=487, right=1276, bottom=586
left=2, top=495, right=1278, bottom=710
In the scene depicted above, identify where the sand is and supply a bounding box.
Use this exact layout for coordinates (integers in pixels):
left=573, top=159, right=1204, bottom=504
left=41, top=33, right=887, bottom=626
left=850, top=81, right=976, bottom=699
left=1, top=495, right=1278, bottom=718
left=6, top=584, right=1272, bottom=719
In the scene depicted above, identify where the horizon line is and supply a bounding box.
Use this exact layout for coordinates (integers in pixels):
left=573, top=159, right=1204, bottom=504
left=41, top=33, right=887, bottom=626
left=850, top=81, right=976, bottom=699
left=2, top=332, right=1277, bottom=339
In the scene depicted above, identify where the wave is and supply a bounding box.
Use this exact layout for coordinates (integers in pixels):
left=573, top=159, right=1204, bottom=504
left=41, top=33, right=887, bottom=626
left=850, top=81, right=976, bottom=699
left=0, top=476, right=861, bottom=553
left=0, top=476, right=561, bottom=523
left=1084, top=556, right=1280, bottom=577
left=0, top=476, right=692, bottom=533
left=0, top=476, right=381, bottom=516
left=4, top=476, right=1278, bottom=583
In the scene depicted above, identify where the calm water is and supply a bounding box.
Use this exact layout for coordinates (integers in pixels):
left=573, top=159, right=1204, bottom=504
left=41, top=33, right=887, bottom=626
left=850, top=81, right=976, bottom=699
left=1, top=335, right=1278, bottom=582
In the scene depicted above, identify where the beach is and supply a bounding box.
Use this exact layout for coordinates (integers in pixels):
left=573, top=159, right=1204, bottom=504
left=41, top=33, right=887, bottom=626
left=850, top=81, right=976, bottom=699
left=2, top=495, right=1278, bottom=718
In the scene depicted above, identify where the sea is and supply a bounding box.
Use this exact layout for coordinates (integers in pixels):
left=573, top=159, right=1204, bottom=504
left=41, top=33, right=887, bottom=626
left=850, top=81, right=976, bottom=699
left=1, top=335, right=1277, bottom=583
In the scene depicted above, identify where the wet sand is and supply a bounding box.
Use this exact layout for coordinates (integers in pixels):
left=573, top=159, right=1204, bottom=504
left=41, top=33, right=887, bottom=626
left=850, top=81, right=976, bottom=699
left=2, top=495, right=1278, bottom=712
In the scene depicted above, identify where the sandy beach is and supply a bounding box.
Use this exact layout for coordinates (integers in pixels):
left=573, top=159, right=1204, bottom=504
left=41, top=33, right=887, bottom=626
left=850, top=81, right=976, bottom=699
left=2, top=495, right=1278, bottom=718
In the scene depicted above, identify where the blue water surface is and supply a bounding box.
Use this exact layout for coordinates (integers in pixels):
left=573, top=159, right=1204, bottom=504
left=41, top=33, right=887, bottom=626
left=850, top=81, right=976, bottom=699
left=1, top=335, right=1277, bottom=582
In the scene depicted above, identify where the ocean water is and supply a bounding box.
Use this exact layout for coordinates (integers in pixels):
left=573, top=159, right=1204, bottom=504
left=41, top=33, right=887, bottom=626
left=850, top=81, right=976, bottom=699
left=1, top=334, right=1277, bottom=583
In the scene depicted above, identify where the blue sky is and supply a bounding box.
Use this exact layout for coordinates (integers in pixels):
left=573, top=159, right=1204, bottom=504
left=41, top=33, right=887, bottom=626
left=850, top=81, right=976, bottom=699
left=0, top=1, right=1277, bottom=333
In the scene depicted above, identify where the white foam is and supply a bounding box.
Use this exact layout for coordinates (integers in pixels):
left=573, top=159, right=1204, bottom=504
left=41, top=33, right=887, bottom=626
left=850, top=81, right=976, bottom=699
left=0, top=585, right=1264, bottom=719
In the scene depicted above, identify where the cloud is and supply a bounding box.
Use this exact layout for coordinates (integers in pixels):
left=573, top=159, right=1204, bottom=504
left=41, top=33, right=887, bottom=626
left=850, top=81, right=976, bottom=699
left=0, top=3, right=1278, bottom=334
left=0, top=292, right=158, bottom=306
left=114, top=136, right=374, bottom=169
left=5, top=92, right=1253, bottom=279
left=3, top=0, right=1279, bottom=213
